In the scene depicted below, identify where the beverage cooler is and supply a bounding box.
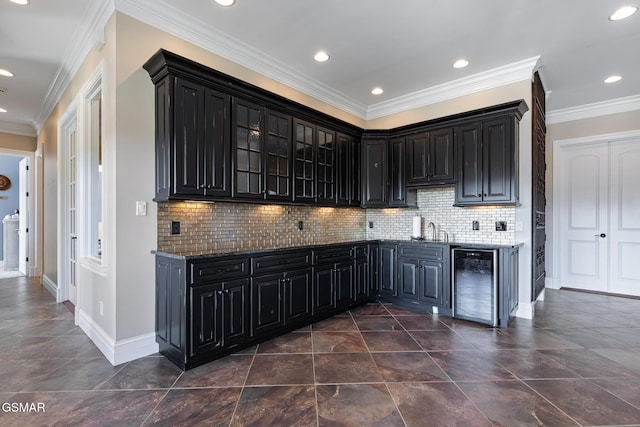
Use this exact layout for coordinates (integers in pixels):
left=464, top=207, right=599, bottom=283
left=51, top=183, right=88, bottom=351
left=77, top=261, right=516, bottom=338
left=452, top=248, right=498, bottom=327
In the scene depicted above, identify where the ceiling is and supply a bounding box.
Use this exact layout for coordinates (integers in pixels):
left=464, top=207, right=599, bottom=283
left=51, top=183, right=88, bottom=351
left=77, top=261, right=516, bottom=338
left=1, top=0, right=638, bottom=136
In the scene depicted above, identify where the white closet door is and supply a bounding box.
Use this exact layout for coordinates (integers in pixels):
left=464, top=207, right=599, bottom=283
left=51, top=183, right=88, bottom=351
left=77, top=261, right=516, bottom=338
left=609, top=140, right=640, bottom=296
left=559, top=144, right=609, bottom=293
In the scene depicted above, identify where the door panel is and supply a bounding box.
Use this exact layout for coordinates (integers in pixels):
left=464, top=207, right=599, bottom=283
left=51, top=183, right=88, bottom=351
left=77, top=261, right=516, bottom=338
left=284, top=269, right=312, bottom=323
left=559, top=144, right=608, bottom=292
left=609, top=140, right=640, bottom=296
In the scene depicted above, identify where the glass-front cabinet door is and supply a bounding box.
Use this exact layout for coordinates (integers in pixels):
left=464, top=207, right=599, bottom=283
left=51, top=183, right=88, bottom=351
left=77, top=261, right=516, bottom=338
left=265, top=110, right=292, bottom=201
left=233, top=98, right=264, bottom=199
left=293, top=118, right=316, bottom=203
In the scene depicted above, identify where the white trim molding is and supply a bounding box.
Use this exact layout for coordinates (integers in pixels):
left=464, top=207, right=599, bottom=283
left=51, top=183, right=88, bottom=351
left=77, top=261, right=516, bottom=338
left=79, top=309, right=159, bottom=366
left=42, top=274, right=60, bottom=301
left=0, top=120, right=37, bottom=137
left=366, top=56, right=541, bottom=121
left=516, top=300, right=535, bottom=320
left=547, top=95, right=640, bottom=124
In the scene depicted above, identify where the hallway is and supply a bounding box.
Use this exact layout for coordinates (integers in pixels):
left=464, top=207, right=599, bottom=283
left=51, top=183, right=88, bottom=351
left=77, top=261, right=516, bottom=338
left=1, top=276, right=640, bottom=426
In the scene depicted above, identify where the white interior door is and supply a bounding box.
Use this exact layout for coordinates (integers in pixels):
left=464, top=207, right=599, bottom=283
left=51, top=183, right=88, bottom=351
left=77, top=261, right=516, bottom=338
left=18, top=157, right=28, bottom=275
left=559, top=144, right=609, bottom=292
left=557, top=137, right=640, bottom=296
left=67, top=120, right=78, bottom=305
left=609, top=140, right=640, bottom=296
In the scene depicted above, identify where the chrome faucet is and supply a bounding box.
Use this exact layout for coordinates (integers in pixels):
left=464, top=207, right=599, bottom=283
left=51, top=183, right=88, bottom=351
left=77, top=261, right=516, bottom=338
left=427, top=222, right=436, bottom=241
left=440, top=230, right=450, bottom=243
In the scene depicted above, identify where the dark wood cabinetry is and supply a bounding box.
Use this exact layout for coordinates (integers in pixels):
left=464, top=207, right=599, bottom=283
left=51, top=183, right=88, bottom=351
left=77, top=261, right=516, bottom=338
left=397, top=244, right=449, bottom=308
left=407, top=128, right=454, bottom=186
left=316, top=126, right=337, bottom=204
left=233, top=98, right=265, bottom=199
left=265, top=110, right=293, bottom=201
left=455, top=114, right=521, bottom=206
left=337, top=133, right=360, bottom=206
left=388, top=137, right=410, bottom=207
left=151, top=76, right=231, bottom=201
left=378, top=243, right=398, bottom=297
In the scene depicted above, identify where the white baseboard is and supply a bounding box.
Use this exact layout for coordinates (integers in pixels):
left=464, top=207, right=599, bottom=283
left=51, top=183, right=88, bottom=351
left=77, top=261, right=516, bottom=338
left=516, top=300, right=535, bottom=319
left=536, top=288, right=546, bottom=302
left=78, top=309, right=159, bottom=366
left=546, top=276, right=559, bottom=290
left=42, top=274, right=60, bottom=301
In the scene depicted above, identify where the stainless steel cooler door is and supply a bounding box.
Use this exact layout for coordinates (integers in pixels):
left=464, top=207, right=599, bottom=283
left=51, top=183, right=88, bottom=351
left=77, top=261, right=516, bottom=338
left=452, top=249, right=498, bottom=326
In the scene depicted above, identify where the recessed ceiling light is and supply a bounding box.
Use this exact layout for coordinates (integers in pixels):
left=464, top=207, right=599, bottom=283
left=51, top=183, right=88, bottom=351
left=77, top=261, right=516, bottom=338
left=9, top=0, right=29, bottom=5
left=314, top=51, right=330, bottom=62
left=609, top=6, right=638, bottom=20
left=214, top=0, right=235, bottom=6
left=604, top=75, right=622, bottom=83
left=0, top=69, right=14, bottom=77
left=0, top=108, right=7, bottom=113
left=453, top=59, right=469, bottom=69
left=371, top=87, right=384, bottom=95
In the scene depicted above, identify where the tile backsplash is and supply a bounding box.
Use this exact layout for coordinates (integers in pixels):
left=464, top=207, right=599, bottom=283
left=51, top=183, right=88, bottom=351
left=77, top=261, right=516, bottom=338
left=365, top=187, right=516, bottom=245
left=157, top=201, right=366, bottom=256
left=157, top=187, right=515, bottom=256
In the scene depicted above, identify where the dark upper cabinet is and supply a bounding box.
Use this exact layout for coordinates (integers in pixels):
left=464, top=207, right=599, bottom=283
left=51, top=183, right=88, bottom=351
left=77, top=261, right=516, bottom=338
left=265, top=110, right=293, bottom=202
left=361, top=137, right=388, bottom=207
left=233, top=98, right=265, bottom=200
left=388, top=137, right=410, bottom=207
left=336, top=133, right=361, bottom=206
left=153, top=77, right=231, bottom=201
left=407, top=128, right=455, bottom=186
left=293, top=118, right=316, bottom=203
left=455, top=116, right=519, bottom=206
left=316, top=126, right=337, bottom=204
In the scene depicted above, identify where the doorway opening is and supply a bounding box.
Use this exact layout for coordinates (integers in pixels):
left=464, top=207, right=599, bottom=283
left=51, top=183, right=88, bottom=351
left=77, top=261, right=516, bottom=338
left=0, top=151, right=33, bottom=279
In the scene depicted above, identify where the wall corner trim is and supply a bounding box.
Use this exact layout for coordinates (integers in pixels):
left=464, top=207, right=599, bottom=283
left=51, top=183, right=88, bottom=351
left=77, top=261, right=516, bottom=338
left=42, top=274, right=60, bottom=302
left=515, top=300, right=535, bottom=320
left=78, top=310, right=158, bottom=366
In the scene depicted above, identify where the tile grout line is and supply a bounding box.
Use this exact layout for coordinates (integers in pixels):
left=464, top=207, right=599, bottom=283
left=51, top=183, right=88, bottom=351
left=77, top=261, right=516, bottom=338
left=227, top=344, right=258, bottom=426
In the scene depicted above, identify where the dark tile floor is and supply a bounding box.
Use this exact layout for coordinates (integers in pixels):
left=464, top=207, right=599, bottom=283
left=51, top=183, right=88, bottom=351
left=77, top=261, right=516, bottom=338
left=2, top=276, right=640, bottom=426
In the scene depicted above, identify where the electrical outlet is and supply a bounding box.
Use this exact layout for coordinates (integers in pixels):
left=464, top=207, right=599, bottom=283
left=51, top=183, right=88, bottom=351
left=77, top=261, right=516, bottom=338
left=496, top=221, right=507, bottom=231
left=369, top=221, right=374, bottom=229
left=298, top=221, right=304, bottom=231
left=472, top=221, right=480, bottom=230
left=171, top=221, right=180, bottom=235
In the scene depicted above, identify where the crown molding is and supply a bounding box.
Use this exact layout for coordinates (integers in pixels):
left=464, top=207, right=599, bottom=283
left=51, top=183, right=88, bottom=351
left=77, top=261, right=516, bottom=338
left=0, top=120, right=37, bottom=137
left=366, top=56, right=541, bottom=121
left=114, top=0, right=367, bottom=119
left=33, top=0, right=114, bottom=132
left=547, top=95, right=640, bottom=124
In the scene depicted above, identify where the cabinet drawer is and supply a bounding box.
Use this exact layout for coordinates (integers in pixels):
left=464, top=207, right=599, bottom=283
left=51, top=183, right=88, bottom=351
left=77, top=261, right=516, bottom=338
left=313, top=246, right=353, bottom=265
left=189, top=257, right=250, bottom=284
left=398, top=244, right=444, bottom=261
left=252, top=251, right=311, bottom=274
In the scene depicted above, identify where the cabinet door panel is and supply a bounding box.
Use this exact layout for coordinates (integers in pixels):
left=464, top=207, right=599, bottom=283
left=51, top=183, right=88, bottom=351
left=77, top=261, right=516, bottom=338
left=265, top=110, right=292, bottom=201
left=389, top=137, right=407, bottom=206
left=203, top=89, right=231, bottom=197
left=379, top=245, right=397, bottom=296
left=455, top=123, right=483, bottom=204
left=313, top=265, right=335, bottom=316
left=420, top=260, right=443, bottom=305
left=284, top=269, right=313, bottom=324
left=407, top=132, right=428, bottom=184
left=335, top=262, right=354, bottom=309
left=191, top=283, right=224, bottom=357
left=252, top=274, right=283, bottom=335
left=174, top=78, right=204, bottom=196
left=430, top=128, right=454, bottom=183
left=233, top=99, right=265, bottom=199
left=316, top=126, right=336, bottom=204
left=224, top=279, right=249, bottom=346
left=293, top=119, right=316, bottom=203
left=398, top=258, right=419, bottom=299
left=361, top=139, right=387, bottom=207
left=483, top=117, right=513, bottom=202
left=355, top=259, right=369, bottom=302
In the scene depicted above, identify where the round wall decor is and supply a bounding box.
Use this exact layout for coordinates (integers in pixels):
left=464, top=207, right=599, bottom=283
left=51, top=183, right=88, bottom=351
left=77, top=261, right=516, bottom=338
left=0, top=175, right=11, bottom=190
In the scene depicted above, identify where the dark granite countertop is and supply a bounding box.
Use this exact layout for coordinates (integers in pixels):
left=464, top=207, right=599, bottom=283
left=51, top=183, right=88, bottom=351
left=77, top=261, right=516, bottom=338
left=153, top=240, right=522, bottom=260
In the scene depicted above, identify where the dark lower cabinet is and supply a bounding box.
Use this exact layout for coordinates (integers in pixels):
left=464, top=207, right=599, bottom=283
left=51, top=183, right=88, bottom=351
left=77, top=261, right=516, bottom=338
left=252, top=268, right=312, bottom=337
left=191, top=279, right=249, bottom=357
left=334, top=261, right=354, bottom=310
left=312, top=265, right=335, bottom=316
left=355, top=249, right=369, bottom=302
left=396, top=244, right=449, bottom=310
left=379, top=244, right=397, bottom=297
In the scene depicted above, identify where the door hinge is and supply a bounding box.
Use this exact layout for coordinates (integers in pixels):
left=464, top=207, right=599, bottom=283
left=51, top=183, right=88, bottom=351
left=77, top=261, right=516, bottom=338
left=26, top=257, right=29, bottom=262
left=26, top=228, right=28, bottom=233
left=26, top=165, right=29, bottom=171
left=26, top=192, right=29, bottom=197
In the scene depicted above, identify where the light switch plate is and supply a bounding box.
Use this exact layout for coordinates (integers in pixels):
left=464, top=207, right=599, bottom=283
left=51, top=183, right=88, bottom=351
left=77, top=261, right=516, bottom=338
left=136, top=201, right=147, bottom=216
